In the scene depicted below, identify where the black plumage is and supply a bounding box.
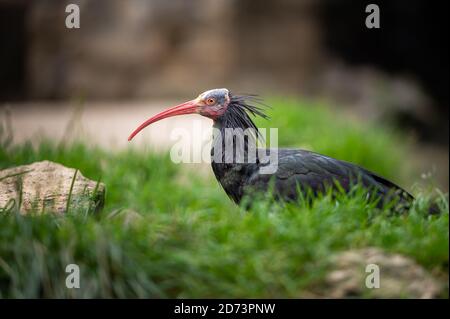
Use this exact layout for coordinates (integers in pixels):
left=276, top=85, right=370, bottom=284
left=211, top=93, right=413, bottom=209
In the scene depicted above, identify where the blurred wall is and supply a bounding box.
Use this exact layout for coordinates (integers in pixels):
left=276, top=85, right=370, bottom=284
left=0, top=0, right=448, bottom=144
left=21, top=0, right=322, bottom=99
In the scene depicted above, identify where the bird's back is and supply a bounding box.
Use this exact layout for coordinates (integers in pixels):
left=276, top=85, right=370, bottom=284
left=213, top=148, right=413, bottom=208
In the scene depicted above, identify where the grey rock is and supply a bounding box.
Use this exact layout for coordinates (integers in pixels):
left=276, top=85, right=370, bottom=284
left=0, top=160, right=105, bottom=215
left=324, top=247, right=443, bottom=298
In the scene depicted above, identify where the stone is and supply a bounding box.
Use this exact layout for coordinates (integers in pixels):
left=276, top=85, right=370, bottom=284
left=323, top=247, right=443, bottom=298
left=0, top=160, right=105, bottom=215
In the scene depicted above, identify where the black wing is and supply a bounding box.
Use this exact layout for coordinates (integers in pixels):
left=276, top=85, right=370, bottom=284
left=246, top=148, right=413, bottom=203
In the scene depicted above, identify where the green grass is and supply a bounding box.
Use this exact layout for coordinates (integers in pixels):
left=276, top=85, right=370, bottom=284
left=0, top=99, right=448, bottom=298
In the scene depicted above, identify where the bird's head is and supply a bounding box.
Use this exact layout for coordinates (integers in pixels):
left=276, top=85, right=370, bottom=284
left=128, top=88, right=268, bottom=141
left=196, top=88, right=231, bottom=119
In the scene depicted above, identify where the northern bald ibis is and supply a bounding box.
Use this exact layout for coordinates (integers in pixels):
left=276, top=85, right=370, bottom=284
left=128, top=88, right=414, bottom=210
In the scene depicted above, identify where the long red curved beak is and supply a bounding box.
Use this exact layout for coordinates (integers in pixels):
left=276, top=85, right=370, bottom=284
left=128, top=99, right=199, bottom=141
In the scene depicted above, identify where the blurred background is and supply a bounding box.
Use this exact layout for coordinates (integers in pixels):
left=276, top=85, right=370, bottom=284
left=0, top=0, right=448, bottom=189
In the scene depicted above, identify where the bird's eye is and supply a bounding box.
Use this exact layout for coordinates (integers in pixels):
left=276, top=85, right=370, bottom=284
left=206, top=97, right=216, bottom=106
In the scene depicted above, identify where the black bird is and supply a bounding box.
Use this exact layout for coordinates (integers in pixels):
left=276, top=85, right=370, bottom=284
left=128, top=88, right=413, bottom=209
